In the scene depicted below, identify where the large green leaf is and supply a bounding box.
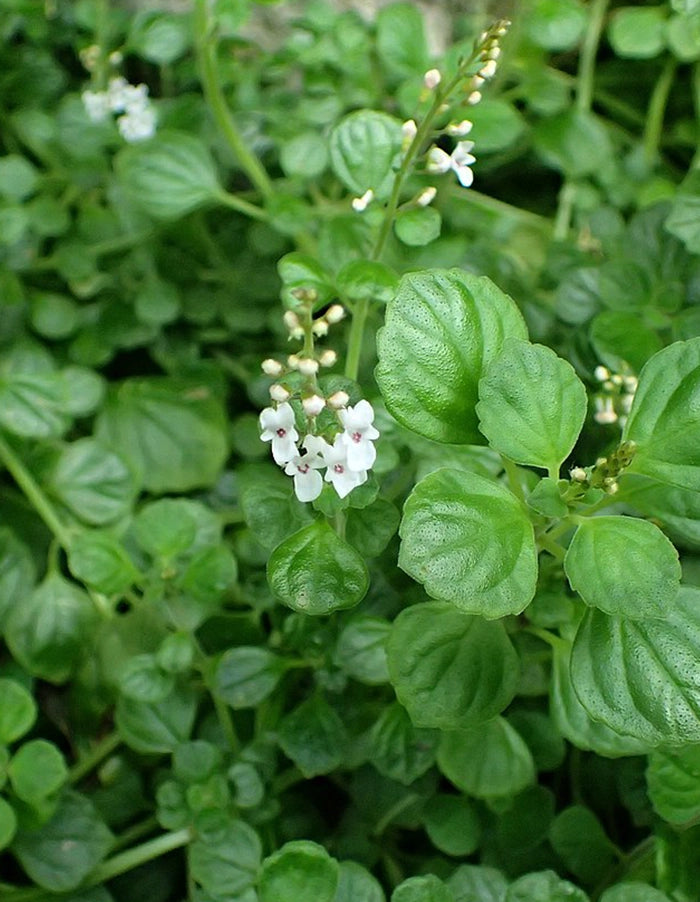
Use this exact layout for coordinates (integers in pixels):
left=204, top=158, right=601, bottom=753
left=564, top=516, right=681, bottom=619
left=571, top=588, right=700, bottom=745
left=387, top=601, right=519, bottom=728
left=267, top=520, right=369, bottom=615
left=115, top=685, right=197, bottom=753
left=533, top=109, right=612, bottom=179
left=505, top=871, right=589, bottom=902
left=0, top=527, right=35, bottom=632
left=647, top=744, right=700, bottom=825
left=623, top=338, right=700, bottom=492
left=446, top=865, right=509, bottom=902
left=329, top=110, right=402, bottom=199
left=0, top=343, right=71, bottom=438
left=477, top=339, right=587, bottom=473
left=334, top=861, right=386, bottom=902
left=376, top=270, right=527, bottom=444
left=95, top=377, right=228, bottom=493
left=259, top=840, right=339, bottom=902
left=399, top=469, right=538, bottom=618
left=189, top=817, right=261, bottom=898
left=0, top=678, right=36, bottom=744
left=366, top=702, right=439, bottom=785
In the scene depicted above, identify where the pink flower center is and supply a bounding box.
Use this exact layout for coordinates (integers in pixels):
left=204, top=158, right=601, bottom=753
left=276, top=427, right=287, bottom=437
left=334, top=464, right=344, bottom=473
left=298, top=463, right=309, bottom=474
left=351, top=431, right=362, bottom=443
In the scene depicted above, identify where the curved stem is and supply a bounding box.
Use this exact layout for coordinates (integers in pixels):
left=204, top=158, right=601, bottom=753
left=576, top=0, right=610, bottom=114
left=69, top=731, right=122, bottom=785
left=643, top=57, right=678, bottom=168
left=215, top=189, right=268, bottom=221
left=87, top=828, right=193, bottom=886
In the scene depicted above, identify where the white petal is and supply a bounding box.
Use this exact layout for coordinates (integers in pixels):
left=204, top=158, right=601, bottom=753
left=454, top=164, right=474, bottom=188
left=271, top=435, right=298, bottom=465
left=426, top=147, right=452, bottom=174
left=344, top=437, right=376, bottom=472
left=293, top=468, right=323, bottom=502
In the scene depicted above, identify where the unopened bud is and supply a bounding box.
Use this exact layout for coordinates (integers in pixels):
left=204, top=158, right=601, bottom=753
left=270, top=384, right=291, bottom=402
left=467, top=90, right=482, bottom=106
left=325, top=304, right=345, bottom=324
left=287, top=354, right=300, bottom=369
left=328, top=390, right=350, bottom=409
left=108, top=50, right=124, bottom=66
left=611, top=374, right=624, bottom=387
left=352, top=188, right=374, bottom=213
left=479, top=59, right=497, bottom=79
left=302, top=394, right=326, bottom=417
left=594, top=365, right=610, bottom=382
left=570, top=467, right=587, bottom=482
left=297, top=357, right=319, bottom=376
left=319, top=349, right=337, bottom=367
left=402, top=119, right=418, bottom=142
left=262, top=358, right=284, bottom=377
left=487, top=46, right=501, bottom=60
left=623, top=376, right=638, bottom=393
left=423, top=68, right=442, bottom=90
left=283, top=310, right=300, bottom=333
left=446, top=119, right=473, bottom=137
left=312, top=319, right=329, bottom=337
left=470, top=75, right=485, bottom=89
left=606, top=481, right=619, bottom=494
left=416, top=186, right=437, bottom=207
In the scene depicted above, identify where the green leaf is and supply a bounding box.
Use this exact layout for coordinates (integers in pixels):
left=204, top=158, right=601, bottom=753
left=29, top=291, right=79, bottom=339
left=9, top=739, right=67, bottom=804
left=329, top=110, right=403, bottom=199
left=375, top=2, right=428, bottom=78
left=116, top=131, right=221, bottom=219
left=665, top=170, right=700, bottom=254
left=505, top=871, right=589, bottom=902
left=277, top=252, right=335, bottom=310
left=0, top=678, right=37, bottom=743
left=118, top=654, right=174, bottom=703
left=334, top=861, right=386, bottom=902
left=129, top=10, right=191, bottom=64
left=0, top=344, right=71, bottom=438
left=495, top=785, right=555, bottom=857
left=549, top=806, right=618, bottom=885
left=524, top=0, right=587, bottom=50
left=278, top=695, right=348, bottom=778
left=465, top=100, right=527, bottom=153
left=0, top=528, right=35, bottom=632
left=446, top=865, right=509, bottom=902
left=133, top=498, right=200, bottom=559
left=214, top=646, right=286, bottom=709
left=259, top=840, right=339, bottom=902
left=0, top=797, right=17, bottom=850
left=115, top=685, right=197, bottom=753
left=399, top=469, right=538, bottom=618
left=336, top=259, right=399, bottom=304
left=623, top=338, right=700, bottom=492
left=334, top=616, right=391, bottom=685
left=589, top=311, right=662, bottom=372
left=647, top=744, right=700, bottom=825
left=394, top=207, right=442, bottom=247
left=564, top=516, right=681, bottom=619
left=391, top=874, right=454, bottom=902
left=477, top=339, right=587, bottom=473
left=280, top=131, right=329, bottom=179
left=422, top=793, right=481, bottom=857
left=667, top=12, right=700, bottom=61
left=571, top=588, right=700, bottom=745
left=189, top=817, right=261, bottom=898
left=267, top=520, right=369, bottom=615
left=11, top=790, right=113, bottom=892
left=345, top=497, right=400, bottom=558
left=68, top=532, right=140, bottom=596
left=48, top=438, right=137, bottom=525
left=5, top=573, right=98, bottom=684
left=240, top=479, right=314, bottom=551
left=534, top=109, right=612, bottom=179
left=526, top=478, right=568, bottom=519
left=178, top=545, right=237, bottom=603
left=96, top=377, right=228, bottom=493
left=0, top=154, right=38, bottom=201
left=608, top=7, right=667, bottom=58
left=600, top=885, right=672, bottom=902
left=367, top=702, right=439, bottom=785
left=387, top=601, right=519, bottom=728
left=437, top=718, right=535, bottom=799
left=375, top=269, right=528, bottom=444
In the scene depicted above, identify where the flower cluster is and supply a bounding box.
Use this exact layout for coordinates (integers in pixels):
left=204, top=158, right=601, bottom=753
left=260, top=399, right=379, bottom=502
left=592, top=364, right=638, bottom=429
left=82, top=76, right=157, bottom=143
left=569, top=441, right=637, bottom=496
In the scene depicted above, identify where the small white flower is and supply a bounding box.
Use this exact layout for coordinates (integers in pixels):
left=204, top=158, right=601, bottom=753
left=302, top=394, right=326, bottom=417
left=283, top=310, right=300, bottom=332
left=619, top=394, right=634, bottom=414
left=260, top=402, right=299, bottom=464
left=594, top=365, right=610, bottom=382
left=339, top=399, right=379, bottom=471
left=269, top=384, right=291, bottom=402
left=428, top=142, right=476, bottom=188
left=82, top=90, right=110, bottom=123
left=402, top=119, right=418, bottom=142
left=570, top=467, right=588, bottom=482
left=594, top=397, right=618, bottom=425
left=312, top=319, right=329, bottom=337
left=287, top=354, right=300, bottom=369
left=352, top=189, right=374, bottom=212
left=486, top=46, right=501, bottom=61
left=262, top=358, right=284, bottom=376
left=117, top=105, right=157, bottom=143
left=445, top=119, right=473, bottom=137
left=426, top=147, right=452, bottom=175
left=325, top=305, right=345, bottom=324
left=423, top=68, right=442, bottom=90
left=479, top=59, right=497, bottom=79
left=623, top=375, right=638, bottom=393
left=284, top=437, right=326, bottom=502
left=297, top=357, right=319, bottom=376
left=467, top=90, right=482, bottom=106
left=107, top=76, right=130, bottom=112
left=121, top=83, right=150, bottom=113
left=319, top=349, right=337, bottom=368
left=109, top=50, right=124, bottom=66
left=322, top=436, right=368, bottom=498
left=416, top=186, right=437, bottom=207
left=328, top=390, right=349, bottom=409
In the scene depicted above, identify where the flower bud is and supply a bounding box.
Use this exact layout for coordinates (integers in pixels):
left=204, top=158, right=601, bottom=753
left=416, top=186, right=437, bottom=207
left=623, top=376, right=638, bottom=393
left=570, top=467, right=587, bottom=482
left=297, top=357, right=319, bottom=376
left=312, top=319, right=329, bottom=337
left=262, top=358, right=284, bottom=377
left=423, top=68, right=441, bottom=90
left=479, top=59, right=497, bottom=79
left=402, top=119, right=418, bottom=142
left=446, top=119, right=473, bottom=137
left=325, top=304, right=345, bottom=324
left=352, top=189, right=374, bottom=213
left=487, top=46, right=501, bottom=60
left=328, top=390, right=350, bottom=409
left=594, top=365, right=610, bottom=382
left=470, top=75, right=485, bottom=89
left=287, top=354, right=300, bottom=369
left=269, top=384, right=291, bottom=402
left=319, top=349, right=338, bottom=367
left=283, top=310, right=300, bottom=333
left=302, top=394, right=326, bottom=417
left=467, top=90, right=482, bottom=106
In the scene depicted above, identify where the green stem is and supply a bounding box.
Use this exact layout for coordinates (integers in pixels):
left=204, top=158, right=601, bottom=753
left=193, top=637, right=241, bottom=753
left=86, top=828, right=193, bottom=886
left=539, top=532, right=566, bottom=561
left=448, top=185, right=553, bottom=231
left=194, top=0, right=273, bottom=199
left=553, top=181, right=576, bottom=242
left=111, top=816, right=160, bottom=853
left=501, top=456, right=526, bottom=504
left=576, top=0, right=609, bottom=114
left=215, top=189, right=268, bottom=221
left=344, top=296, right=369, bottom=381
left=69, top=732, right=122, bottom=785
left=643, top=57, right=678, bottom=168
left=0, top=432, right=73, bottom=550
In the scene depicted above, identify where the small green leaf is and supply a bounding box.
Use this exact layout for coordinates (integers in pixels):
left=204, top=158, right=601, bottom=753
left=549, top=806, right=618, bottom=885
left=118, top=654, right=174, bottom=703
left=116, top=131, right=221, bottom=220
left=524, top=0, right=587, bottom=50
left=527, top=478, right=568, bottom=519
left=345, top=497, right=400, bottom=558
left=422, top=794, right=481, bottom=857
left=571, top=588, right=700, bottom=745
left=335, top=259, right=398, bottom=304
left=667, top=13, right=700, bottom=61
left=129, top=10, right=191, bottom=64
left=189, top=817, right=261, bottom=898
left=115, top=685, right=197, bottom=753
left=0, top=797, right=17, bottom=850
left=267, top=520, right=369, bottom=615
left=240, top=478, right=314, bottom=551
left=0, top=344, right=70, bottom=438
left=133, top=498, right=199, bottom=559
left=367, top=702, right=439, bottom=785
left=564, top=517, right=681, bottom=619
left=446, top=865, right=509, bottom=902
left=280, top=131, right=329, bottom=179
left=647, top=744, right=700, bottom=825
left=391, top=874, right=454, bottom=902
left=334, top=861, right=386, bottom=902
left=665, top=170, right=700, bottom=254
left=0, top=154, right=38, bottom=201
left=399, top=469, right=538, bottom=618
left=589, top=311, right=662, bottom=372
left=29, top=291, right=79, bottom=339
left=0, top=678, right=37, bottom=744
left=534, top=109, right=612, bottom=179
left=505, top=870, right=589, bottom=902
left=259, top=840, right=339, bottom=902
left=375, top=3, right=428, bottom=78
left=437, top=718, right=535, bottom=799
left=0, top=528, right=35, bottom=632
left=214, top=646, right=285, bottom=709
left=376, top=269, right=527, bottom=444
left=608, top=7, right=667, bottom=58
left=278, top=695, right=348, bottom=778
left=68, top=532, right=140, bottom=596
left=394, top=207, right=442, bottom=247
left=329, top=110, right=403, bottom=199
left=477, top=339, right=587, bottom=473
left=465, top=100, right=527, bottom=153
left=600, top=884, right=672, bottom=902
left=334, top=616, right=391, bottom=685
left=387, top=601, right=519, bottom=728
left=9, top=740, right=67, bottom=804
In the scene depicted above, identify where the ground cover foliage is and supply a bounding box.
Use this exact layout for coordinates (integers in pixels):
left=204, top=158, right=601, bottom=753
left=1, top=0, right=700, bottom=898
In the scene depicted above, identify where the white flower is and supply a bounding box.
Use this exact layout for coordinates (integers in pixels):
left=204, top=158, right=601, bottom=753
left=467, top=90, right=482, bottom=106
left=402, top=119, right=418, bottom=142
left=82, top=90, right=110, bottom=123
left=416, top=186, right=437, bottom=207
left=284, top=436, right=326, bottom=502
left=423, top=68, right=441, bottom=90
left=427, top=141, right=476, bottom=188
left=322, top=436, right=367, bottom=498
left=339, top=399, right=379, bottom=471
left=325, top=305, right=345, bottom=324
left=594, top=396, right=618, bottom=425
left=445, top=119, right=473, bottom=137
left=312, top=319, right=329, bottom=337
left=302, top=394, right=326, bottom=417
left=570, top=467, right=587, bottom=482
left=297, top=357, right=319, bottom=376
left=260, top=402, right=299, bottom=464
left=107, top=76, right=130, bottom=112
left=122, top=83, right=150, bottom=113
left=117, top=105, right=157, bottom=143
left=352, top=189, right=374, bottom=212
left=262, top=358, right=284, bottom=376
left=594, top=365, right=610, bottom=382
left=319, top=349, right=337, bottom=367
left=327, top=390, right=349, bottom=410
left=269, top=384, right=291, bottom=402
left=479, top=59, right=497, bottom=79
